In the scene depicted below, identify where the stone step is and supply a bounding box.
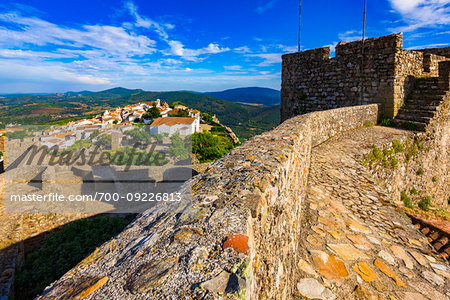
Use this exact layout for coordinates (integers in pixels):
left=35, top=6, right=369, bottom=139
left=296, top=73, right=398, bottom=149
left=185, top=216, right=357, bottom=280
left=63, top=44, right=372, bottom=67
left=410, top=91, right=447, bottom=99
left=404, top=99, right=443, bottom=108
left=396, top=109, right=436, bottom=119
left=393, top=119, right=428, bottom=131
left=415, top=77, right=440, bottom=85
left=403, top=102, right=442, bottom=111
left=414, top=85, right=442, bottom=91
left=394, top=113, right=433, bottom=122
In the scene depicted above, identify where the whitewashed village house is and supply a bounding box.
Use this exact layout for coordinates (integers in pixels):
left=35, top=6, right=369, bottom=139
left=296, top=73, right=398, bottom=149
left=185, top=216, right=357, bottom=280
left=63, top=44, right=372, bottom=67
left=149, top=117, right=200, bottom=136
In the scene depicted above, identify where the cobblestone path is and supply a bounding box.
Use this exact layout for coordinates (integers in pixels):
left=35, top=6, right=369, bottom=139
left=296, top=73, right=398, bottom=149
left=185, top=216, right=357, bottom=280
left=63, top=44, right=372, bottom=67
left=296, top=126, right=449, bottom=299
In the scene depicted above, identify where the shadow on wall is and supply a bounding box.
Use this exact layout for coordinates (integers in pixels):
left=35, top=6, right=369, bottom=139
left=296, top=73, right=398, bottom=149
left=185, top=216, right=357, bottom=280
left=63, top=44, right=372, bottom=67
left=2, top=214, right=135, bottom=300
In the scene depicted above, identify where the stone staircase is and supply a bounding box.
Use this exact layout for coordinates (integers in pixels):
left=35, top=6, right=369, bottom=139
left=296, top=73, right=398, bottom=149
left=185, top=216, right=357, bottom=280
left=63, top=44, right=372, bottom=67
left=395, top=77, right=449, bottom=131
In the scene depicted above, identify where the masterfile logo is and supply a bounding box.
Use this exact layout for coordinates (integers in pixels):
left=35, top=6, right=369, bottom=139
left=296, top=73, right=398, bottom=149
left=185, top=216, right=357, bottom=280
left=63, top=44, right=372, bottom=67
left=4, top=125, right=193, bottom=213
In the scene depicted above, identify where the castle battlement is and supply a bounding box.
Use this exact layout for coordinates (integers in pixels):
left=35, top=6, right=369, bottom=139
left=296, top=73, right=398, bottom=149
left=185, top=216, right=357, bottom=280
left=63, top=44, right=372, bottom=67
left=281, top=33, right=450, bottom=122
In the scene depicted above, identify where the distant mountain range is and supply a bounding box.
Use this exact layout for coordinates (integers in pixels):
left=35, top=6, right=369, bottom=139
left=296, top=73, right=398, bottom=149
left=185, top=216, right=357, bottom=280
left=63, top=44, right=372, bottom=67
left=0, top=87, right=280, bottom=140
left=1, top=86, right=281, bottom=106
left=202, top=87, right=280, bottom=106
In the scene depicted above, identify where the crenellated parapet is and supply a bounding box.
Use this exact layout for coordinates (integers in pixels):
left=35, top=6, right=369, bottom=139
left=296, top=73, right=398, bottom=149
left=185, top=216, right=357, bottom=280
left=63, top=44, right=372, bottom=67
left=282, top=33, right=450, bottom=121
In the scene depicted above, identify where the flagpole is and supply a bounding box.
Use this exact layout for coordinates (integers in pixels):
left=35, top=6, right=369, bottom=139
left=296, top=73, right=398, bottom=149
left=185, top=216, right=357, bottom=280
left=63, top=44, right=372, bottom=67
left=362, top=0, right=367, bottom=43
left=360, top=0, right=367, bottom=102
left=298, top=0, right=302, bottom=52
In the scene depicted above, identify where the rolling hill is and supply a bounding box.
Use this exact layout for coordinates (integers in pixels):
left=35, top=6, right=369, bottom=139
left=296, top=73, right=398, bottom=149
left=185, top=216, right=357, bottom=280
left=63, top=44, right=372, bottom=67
left=0, top=88, right=281, bottom=140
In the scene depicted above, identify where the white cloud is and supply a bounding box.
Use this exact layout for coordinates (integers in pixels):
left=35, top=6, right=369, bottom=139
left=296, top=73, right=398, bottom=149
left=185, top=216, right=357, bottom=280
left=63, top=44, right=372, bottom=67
left=256, top=0, right=280, bottom=14
left=277, top=44, right=298, bottom=52
left=167, top=41, right=230, bottom=61
left=224, top=65, right=242, bottom=70
left=125, top=0, right=171, bottom=39
left=125, top=1, right=229, bottom=62
left=0, top=49, right=75, bottom=59
left=388, top=0, right=450, bottom=31
left=234, top=46, right=251, bottom=53
left=0, top=12, right=157, bottom=57
left=435, top=30, right=450, bottom=35
left=405, top=42, right=450, bottom=49
left=0, top=2, right=282, bottom=93
left=338, top=30, right=363, bottom=42
left=246, top=53, right=282, bottom=66
left=324, top=42, right=338, bottom=53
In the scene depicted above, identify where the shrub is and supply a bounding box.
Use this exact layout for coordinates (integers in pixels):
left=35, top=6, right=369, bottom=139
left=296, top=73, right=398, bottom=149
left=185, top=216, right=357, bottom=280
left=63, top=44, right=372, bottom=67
left=392, top=140, right=405, bottom=153
left=379, top=116, right=396, bottom=127
left=169, top=101, right=186, bottom=108
left=170, top=109, right=189, bottom=117
left=94, top=134, right=112, bottom=148
left=416, top=140, right=425, bottom=151
left=192, top=131, right=231, bottom=162
left=372, top=145, right=383, bottom=160
left=432, top=176, right=437, bottom=182
left=418, top=196, right=431, bottom=211
left=410, top=187, right=419, bottom=195
left=382, top=157, right=390, bottom=168
left=154, top=133, right=164, bottom=143
left=383, top=147, right=394, bottom=156
left=169, top=133, right=191, bottom=160
left=15, top=217, right=130, bottom=300
left=90, top=129, right=100, bottom=139
left=143, top=106, right=161, bottom=119
left=363, top=120, right=372, bottom=127
left=201, top=112, right=213, bottom=123
left=126, top=128, right=152, bottom=144
left=416, top=168, right=424, bottom=175
left=211, top=126, right=227, bottom=132
left=401, top=191, right=412, bottom=208
left=390, top=157, right=398, bottom=168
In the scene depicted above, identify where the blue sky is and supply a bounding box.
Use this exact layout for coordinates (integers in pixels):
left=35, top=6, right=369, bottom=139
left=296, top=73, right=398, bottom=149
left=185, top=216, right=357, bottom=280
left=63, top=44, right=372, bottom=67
left=0, top=0, right=449, bottom=93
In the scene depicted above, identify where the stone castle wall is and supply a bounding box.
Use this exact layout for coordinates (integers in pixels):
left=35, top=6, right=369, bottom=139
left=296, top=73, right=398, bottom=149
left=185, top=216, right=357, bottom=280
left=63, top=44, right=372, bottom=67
left=366, top=102, right=450, bottom=207
left=39, top=104, right=379, bottom=299
left=420, top=47, right=450, bottom=59
left=281, top=33, right=449, bottom=121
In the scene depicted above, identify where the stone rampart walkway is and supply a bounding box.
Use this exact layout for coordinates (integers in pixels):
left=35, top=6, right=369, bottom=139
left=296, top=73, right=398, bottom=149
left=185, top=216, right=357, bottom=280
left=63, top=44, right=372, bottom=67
left=296, top=126, right=449, bottom=299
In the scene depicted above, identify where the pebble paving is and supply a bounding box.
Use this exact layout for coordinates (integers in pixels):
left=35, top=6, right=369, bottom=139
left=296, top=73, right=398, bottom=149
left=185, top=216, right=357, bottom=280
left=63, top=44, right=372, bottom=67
left=296, top=126, right=449, bottom=299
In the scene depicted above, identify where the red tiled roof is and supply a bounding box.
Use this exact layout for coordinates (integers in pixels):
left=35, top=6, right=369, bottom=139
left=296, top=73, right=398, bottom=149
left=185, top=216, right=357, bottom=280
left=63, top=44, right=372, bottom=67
left=151, top=117, right=195, bottom=126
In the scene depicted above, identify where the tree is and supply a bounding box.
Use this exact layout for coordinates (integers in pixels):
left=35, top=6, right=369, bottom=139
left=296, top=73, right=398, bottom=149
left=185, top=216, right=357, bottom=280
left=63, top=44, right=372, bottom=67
left=6, top=130, right=30, bottom=141
left=112, top=120, right=118, bottom=124
left=126, top=128, right=152, bottom=144
left=90, top=129, right=100, bottom=139
left=143, top=106, right=161, bottom=120
left=191, top=131, right=226, bottom=162
left=169, top=101, right=186, bottom=108
left=169, top=133, right=190, bottom=160
left=154, top=133, right=164, bottom=144
left=170, top=109, right=189, bottom=117
left=201, top=112, right=213, bottom=123
left=94, top=134, right=112, bottom=148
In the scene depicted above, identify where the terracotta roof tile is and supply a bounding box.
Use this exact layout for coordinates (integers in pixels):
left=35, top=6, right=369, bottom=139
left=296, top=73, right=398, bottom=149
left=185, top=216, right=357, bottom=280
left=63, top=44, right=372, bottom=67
left=151, top=117, right=195, bottom=126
